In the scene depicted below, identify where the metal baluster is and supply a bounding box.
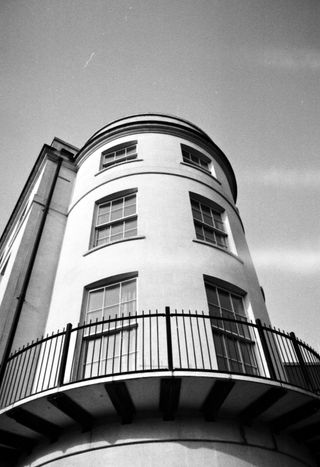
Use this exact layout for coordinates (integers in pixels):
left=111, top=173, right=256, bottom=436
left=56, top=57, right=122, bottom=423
left=57, top=324, right=72, bottom=387
left=175, top=311, right=182, bottom=369
left=202, top=312, right=212, bottom=370
left=165, top=306, right=173, bottom=371
left=255, top=319, right=277, bottom=380
left=290, top=332, right=313, bottom=391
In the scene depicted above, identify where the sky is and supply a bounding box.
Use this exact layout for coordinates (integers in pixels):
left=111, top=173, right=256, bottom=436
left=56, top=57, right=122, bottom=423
left=0, top=0, right=319, bottom=349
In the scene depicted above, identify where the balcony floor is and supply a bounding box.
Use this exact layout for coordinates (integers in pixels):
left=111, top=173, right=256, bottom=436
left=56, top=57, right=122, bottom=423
left=0, top=371, right=319, bottom=465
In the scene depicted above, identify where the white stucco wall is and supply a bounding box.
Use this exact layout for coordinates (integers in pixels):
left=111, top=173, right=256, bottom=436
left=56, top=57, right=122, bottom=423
left=20, top=417, right=316, bottom=467
left=46, top=129, right=269, bottom=334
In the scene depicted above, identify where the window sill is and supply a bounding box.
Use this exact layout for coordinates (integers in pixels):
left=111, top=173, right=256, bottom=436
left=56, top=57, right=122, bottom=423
left=211, top=325, right=254, bottom=344
left=84, top=235, right=146, bottom=256
left=95, top=159, right=144, bottom=176
left=83, top=322, right=138, bottom=339
left=192, top=239, right=243, bottom=264
left=180, top=162, right=221, bottom=185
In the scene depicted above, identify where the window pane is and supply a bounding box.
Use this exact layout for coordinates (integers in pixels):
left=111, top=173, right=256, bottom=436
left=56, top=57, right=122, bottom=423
left=121, top=280, right=136, bottom=303
left=126, top=145, right=136, bottom=155
left=105, top=284, right=120, bottom=307
left=213, top=334, right=226, bottom=357
left=110, top=223, right=123, bottom=241
left=226, top=337, right=239, bottom=361
left=124, top=205, right=136, bottom=217
left=232, top=296, right=245, bottom=316
left=103, top=153, right=115, bottom=164
left=88, top=289, right=104, bottom=311
left=121, top=301, right=136, bottom=314
left=124, top=195, right=136, bottom=216
left=206, top=285, right=219, bottom=306
left=115, top=149, right=125, bottom=158
left=86, top=309, right=102, bottom=323
left=191, top=155, right=199, bottom=164
left=230, top=360, right=242, bottom=373
left=217, top=356, right=229, bottom=372
left=218, top=290, right=232, bottom=310
left=201, top=205, right=210, bottom=216
left=237, top=319, right=250, bottom=338
left=240, top=342, right=255, bottom=367
left=195, top=223, right=204, bottom=240
left=203, top=227, right=215, bottom=244
left=110, top=208, right=123, bottom=222
left=192, top=208, right=202, bottom=222
left=99, top=203, right=110, bottom=214
left=200, top=160, right=209, bottom=170
left=210, top=316, right=223, bottom=329
left=203, top=213, right=213, bottom=226
left=208, top=303, right=221, bottom=318
left=222, top=309, right=237, bottom=333
left=110, top=198, right=123, bottom=219
left=125, top=194, right=135, bottom=205
left=244, top=364, right=257, bottom=376
left=214, top=218, right=224, bottom=231
left=97, top=213, right=109, bottom=225
left=96, top=227, right=110, bottom=245
left=97, top=204, right=111, bottom=225
left=124, top=218, right=137, bottom=237
left=216, top=234, right=227, bottom=248
left=104, top=304, right=119, bottom=317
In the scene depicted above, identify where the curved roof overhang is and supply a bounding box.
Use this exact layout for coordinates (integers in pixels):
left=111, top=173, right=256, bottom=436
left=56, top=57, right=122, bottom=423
left=75, top=113, right=238, bottom=202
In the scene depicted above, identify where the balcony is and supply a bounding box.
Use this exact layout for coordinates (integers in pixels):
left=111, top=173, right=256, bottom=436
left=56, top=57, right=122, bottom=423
left=0, top=309, right=319, bottom=463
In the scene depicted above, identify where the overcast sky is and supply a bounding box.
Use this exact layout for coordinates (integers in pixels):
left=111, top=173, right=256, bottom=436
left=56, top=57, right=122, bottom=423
left=1, top=0, right=319, bottom=349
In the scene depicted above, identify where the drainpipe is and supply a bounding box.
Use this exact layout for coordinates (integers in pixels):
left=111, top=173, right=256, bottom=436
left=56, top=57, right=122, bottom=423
left=0, top=156, right=62, bottom=387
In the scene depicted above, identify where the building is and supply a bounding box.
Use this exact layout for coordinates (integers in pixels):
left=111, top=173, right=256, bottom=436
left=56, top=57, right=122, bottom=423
left=0, top=114, right=319, bottom=466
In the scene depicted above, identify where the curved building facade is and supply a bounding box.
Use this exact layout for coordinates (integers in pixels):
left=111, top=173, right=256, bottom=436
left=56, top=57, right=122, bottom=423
left=0, top=114, right=319, bottom=466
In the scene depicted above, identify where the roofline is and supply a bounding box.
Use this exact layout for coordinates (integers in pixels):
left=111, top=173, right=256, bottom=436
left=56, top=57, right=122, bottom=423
left=0, top=139, right=78, bottom=250
left=76, top=113, right=238, bottom=202
left=88, top=113, right=213, bottom=143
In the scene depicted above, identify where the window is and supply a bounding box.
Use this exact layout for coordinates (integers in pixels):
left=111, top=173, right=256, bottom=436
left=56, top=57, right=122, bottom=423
left=101, top=140, right=137, bottom=169
left=83, top=278, right=137, bottom=378
left=205, top=283, right=258, bottom=375
left=181, top=144, right=211, bottom=172
left=86, top=278, right=137, bottom=323
left=191, top=197, right=228, bottom=249
left=93, top=192, right=137, bottom=248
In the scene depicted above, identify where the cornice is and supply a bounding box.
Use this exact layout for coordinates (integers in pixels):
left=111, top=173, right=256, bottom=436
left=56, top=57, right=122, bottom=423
left=75, top=116, right=237, bottom=202
left=0, top=146, right=75, bottom=251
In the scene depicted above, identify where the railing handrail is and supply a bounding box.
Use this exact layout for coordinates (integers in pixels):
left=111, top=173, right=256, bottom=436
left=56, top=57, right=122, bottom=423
left=0, top=310, right=319, bottom=410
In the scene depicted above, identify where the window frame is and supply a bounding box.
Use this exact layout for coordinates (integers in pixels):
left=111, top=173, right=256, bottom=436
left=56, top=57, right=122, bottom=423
left=181, top=144, right=212, bottom=173
left=204, top=278, right=258, bottom=376
left=100, top=140, right=138, bottom=170
left=85, top=276, right=137, bottom=326
left=75, top=273, right=138, bottom=379
left=190, top=193, right=228, bottom=250
left=90, top=189, right=138, bottom=249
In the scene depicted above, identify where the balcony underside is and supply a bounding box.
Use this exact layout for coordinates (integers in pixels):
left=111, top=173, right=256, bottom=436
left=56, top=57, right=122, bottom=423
left=0, top=372, right=319, bottom=465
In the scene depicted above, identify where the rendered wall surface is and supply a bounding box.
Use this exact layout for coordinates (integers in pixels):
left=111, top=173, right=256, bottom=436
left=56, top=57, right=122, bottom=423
left=0, top=156, right=76, bottom=356
left=20, top=418, right=315, bottom=467
left=46, top=129, right=269, bottom=334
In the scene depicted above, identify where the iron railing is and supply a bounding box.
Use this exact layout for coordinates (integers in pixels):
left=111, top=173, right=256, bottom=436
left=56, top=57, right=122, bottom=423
left=0, top=308, right=319, bottom=408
